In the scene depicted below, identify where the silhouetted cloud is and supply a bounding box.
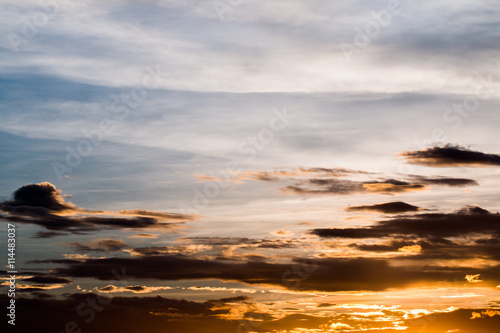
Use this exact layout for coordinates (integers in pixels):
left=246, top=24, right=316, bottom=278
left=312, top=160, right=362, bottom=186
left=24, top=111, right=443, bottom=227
left=0, top=182, right=76, bottom=212
left=239, top=165, right=478, bottom=196
left=345, top=201, right=421, bottom=214
left=400, top=145, right=500, bottom=167
left=311, top=205, right=500, bottom=241
left=67, top=239, right=129, bottom=252
left=282, top=175, right=476, bottom=196
left=185, top=237, right=298, bottom=249
left=1, top=273, right=73, bottom=292
left=47, top=255, right=500, bottom=292
left=0, top=182, right=193, bottom=236
left=350, top=236, right=500, bottom=262
left=410, top=175, right=478, bottom=187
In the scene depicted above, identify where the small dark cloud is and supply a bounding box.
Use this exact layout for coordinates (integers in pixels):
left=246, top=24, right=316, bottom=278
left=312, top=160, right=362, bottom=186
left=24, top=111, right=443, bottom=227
left=400, top=144, right=500, bottom=167
left=119, top=210, right=191, bottom=221
left=185, top=237, right=297, bottom=249
left=3, top=293, right=498, bottom=333
left=404, top=308, right=500, bottom=333
left=345, top=201, right=421, bottom=214
left=283, top=175, right=474, bottom=196
left=410, top=175, right=478, bottom=187
left=0, top=182, right=75, bottom=213
left=67, top=239, right=129, bottom=252
left=0, top=293, right=248, bottom=333
left=237, top=168, right=375, bottom=183
left=31, top=230, right=69, bottom=238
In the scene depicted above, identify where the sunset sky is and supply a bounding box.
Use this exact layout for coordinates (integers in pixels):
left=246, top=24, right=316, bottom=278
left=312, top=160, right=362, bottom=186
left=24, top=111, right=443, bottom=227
left=1, top=1, right=500, bottom=332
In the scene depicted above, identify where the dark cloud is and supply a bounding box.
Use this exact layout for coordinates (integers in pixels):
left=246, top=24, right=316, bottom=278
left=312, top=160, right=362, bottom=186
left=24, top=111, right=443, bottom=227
left=0, top=182, right=75, bottom=213
left=0, top=182, right=193, bottom=236
left=4, top=274, right=73, bottom=292
left=67, top=239, right=129, bottom=252
left=351, top=237, right=500, bottom=261
left=410, top=175, right=478, bottom=187
left=184, top=237, right=297, bottom=249
left=31, top=230, right=69, bottom=238
left=241, top=165, right=478, bottom=196
left=119, top=210, right=191, bottom=220
left=4, top=293, right=499, bottom=333
left=400, top=144, right=500, bottom=167
left=311, top=205, right=500, bottom=241
left=345, top=201, right=421, bottom=214
left=46, top=254, right=500, bottom=292
left=283, top=175, right=476, bottom=196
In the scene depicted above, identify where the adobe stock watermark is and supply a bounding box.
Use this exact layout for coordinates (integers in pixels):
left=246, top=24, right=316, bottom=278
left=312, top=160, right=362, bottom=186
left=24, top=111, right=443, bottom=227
left=339, top=0, right=404, bottom=64
left=51, top=65, right=168, bottom=182
left=212, top=0, right=245, bottom=22
left=7, top=0, right=60, bottom=52
left=178, top=107, right=296, bottom=215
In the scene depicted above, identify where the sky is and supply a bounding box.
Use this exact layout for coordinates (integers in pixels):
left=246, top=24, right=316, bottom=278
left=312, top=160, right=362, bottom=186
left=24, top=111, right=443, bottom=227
left=1, top=0, right=500, bottom=332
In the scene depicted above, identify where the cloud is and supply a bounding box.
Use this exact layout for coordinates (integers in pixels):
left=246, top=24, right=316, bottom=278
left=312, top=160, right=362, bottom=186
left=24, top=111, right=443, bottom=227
left=0, top=182, right=193, bottom=236
left=311, top=205, right=500, bottom=241
left=465, top=274, right=483, bottom=283
left=400, top=145, right=500, bottom=167
left=1, top=274, right=72, bottom=292
left=98, top=285, right=174, bottom=294
left=470, top=310, right=500, bottom=319
left=0, top=293, right=252, bottom=333
left=184, top=237, right=298, bottom=249
left=237, top=168, right=374, bottom=182
left=398, top=245, right=422, bottom=253
left=409, top=175, right=478, bottom=187
left=126, top=244, right=213, bottom=256
left=283, top=175, right=476, bottom=196
left=345, top=201, right=421, bottom=214
left=403, top=308, right=500, bottom=333
left=67, top=239, right=129, bottom=252
left=4, top=290, right=499, bottom=333
left=47, top=254, right=500, bottom=292
left=23, top=276, right=72, bottom=284
left=129, top=233, right=159, bottom=239
left=0, top=182, right=76, bottom=215
left=118, top=210, right=191, bottom=221
left=31, top=230, right=69, bottom=238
